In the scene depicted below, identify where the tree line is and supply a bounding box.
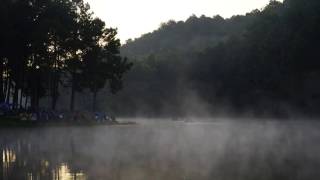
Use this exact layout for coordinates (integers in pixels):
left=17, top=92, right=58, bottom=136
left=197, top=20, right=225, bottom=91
left=0, top=0, right=132, bottom=112
left=114, top=0, right=320, bottom=118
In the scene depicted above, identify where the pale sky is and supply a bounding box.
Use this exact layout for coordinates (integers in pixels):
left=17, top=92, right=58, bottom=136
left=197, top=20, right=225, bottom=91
left=84, top=0, right=274, bottom=43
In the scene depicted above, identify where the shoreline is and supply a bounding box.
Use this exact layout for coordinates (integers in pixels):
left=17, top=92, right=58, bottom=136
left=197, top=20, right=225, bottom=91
left=0, top=117, right=136, bottom=128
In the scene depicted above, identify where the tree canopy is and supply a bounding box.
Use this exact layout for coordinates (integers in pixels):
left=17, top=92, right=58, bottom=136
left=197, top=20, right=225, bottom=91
left=0, top=0, right=132, bottom=111
left=114, top=0, right=320, bottom=118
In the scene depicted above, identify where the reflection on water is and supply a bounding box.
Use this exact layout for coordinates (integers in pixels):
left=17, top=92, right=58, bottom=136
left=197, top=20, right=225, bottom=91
left=52, top=164, right=86, bottom=180
left=2, top=146, right=85, bottom=180
left=2, top=149, right=16, bottom=179
left=26, top=163, right=86, bottom=180
left=1, top=120, right=320, bottom=180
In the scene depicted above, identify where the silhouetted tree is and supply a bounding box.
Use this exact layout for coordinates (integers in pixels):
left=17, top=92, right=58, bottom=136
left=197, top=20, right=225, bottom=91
left=0, top=0, right=132, bottom=112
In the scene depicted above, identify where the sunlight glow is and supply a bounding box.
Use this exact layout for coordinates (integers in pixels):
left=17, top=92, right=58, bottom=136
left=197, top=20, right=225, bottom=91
left=53, top=164, right=86, bottom=180
left=2, top=149, right=16, bottom=163
left=84, top=0, right=277, bottom=43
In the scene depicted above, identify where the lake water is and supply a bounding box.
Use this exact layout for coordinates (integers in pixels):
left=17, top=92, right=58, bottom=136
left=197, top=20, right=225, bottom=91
left=1, top=119, right=320, bottom=180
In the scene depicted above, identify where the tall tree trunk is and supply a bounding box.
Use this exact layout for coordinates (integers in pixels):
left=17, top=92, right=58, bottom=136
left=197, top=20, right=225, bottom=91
left=19, top=88, right=23, bottom=110
left=18, top=64, right=25, bottom=110
left=35, top=80, right=40, bottom=110
left=0, top=59, right=4, bottom=102
left=25, top=95, right=28, bottom=110
left=5, top=78, right=11, bottom=104
left=52, top=45, right=59, bottom=110
left=4, top=69, right=9, bottom=102
left=31, top=92, right=36, bottom=110
left=31, top=77, right=39, bottom=110
left=31, top=91, right=39, bottom=110
left=51, top=69, right=58, bottom=110
left=13, top=85, right=19, bottom=109
left=52, top=86, right=58, bottom=110
left=70, top=74, right=76, bottom=111
left=92, top=90, right=97, bottom=112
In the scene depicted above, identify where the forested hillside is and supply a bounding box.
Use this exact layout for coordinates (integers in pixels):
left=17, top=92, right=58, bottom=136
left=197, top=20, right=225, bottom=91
left=105, top=0, right=320, bottom=118
left=121, top=13, right=257, bottom=58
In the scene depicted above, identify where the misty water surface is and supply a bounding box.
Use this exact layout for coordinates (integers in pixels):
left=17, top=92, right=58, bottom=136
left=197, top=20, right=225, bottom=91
left=1, top=119, right=320, bottom=180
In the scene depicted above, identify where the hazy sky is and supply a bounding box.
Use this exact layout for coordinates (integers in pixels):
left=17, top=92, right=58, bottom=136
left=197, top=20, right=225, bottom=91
left=84, top=0, right=273, bottom=43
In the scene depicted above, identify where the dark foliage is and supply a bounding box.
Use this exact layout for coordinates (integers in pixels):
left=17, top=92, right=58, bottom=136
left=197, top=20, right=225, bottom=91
left=115, top=0, right=320, bottom=118
left=0, top=0, right=132, bottom=111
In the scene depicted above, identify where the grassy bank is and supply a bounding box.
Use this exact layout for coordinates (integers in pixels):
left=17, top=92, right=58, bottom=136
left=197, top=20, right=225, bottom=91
left=0, top=117, right=36, bottom=127
left=0, top=116, right=136, bottom=128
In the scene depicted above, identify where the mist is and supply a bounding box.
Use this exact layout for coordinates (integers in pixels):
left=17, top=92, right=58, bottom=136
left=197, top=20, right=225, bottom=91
left=1, top=119, right=320, bottom=180
left=1, top=0, right=320, bottom=179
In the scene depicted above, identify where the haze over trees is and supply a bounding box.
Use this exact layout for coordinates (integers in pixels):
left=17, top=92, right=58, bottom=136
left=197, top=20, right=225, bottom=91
left=109, top=0, right=320, bottom=118
left=0, top=0, right=132, bottom=111
left=2, top=0, right=318, bottom=118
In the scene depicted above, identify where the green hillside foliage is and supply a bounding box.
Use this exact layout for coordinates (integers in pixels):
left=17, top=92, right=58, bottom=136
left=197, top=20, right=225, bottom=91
left=109, top=0, right=320, bottom=118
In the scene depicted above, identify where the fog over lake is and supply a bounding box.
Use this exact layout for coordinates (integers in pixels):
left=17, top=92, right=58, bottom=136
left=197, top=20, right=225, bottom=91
left=1, top=0, right=319, bottom=179
left=1, top=119, right=320, bottom=180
